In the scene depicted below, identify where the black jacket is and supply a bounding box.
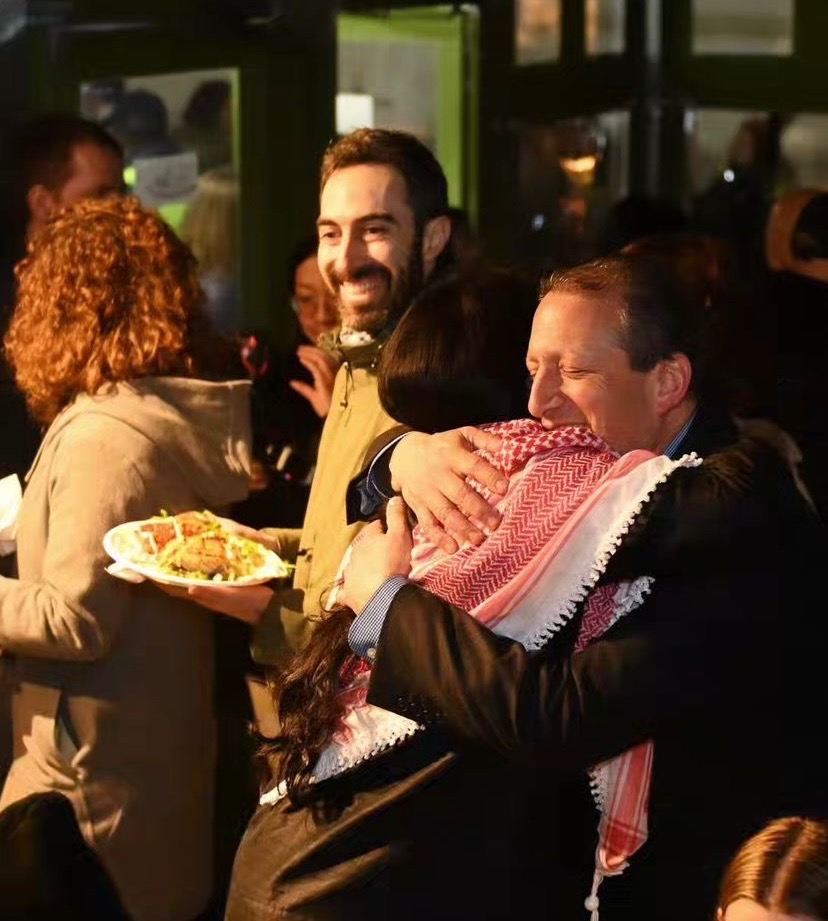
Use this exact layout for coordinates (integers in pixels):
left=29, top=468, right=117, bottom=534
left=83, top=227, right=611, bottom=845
left=366, top=418, right=828, bottom=921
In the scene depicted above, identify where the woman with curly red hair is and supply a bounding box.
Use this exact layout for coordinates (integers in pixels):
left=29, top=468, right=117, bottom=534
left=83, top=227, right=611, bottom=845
left=0, top=195, right=252, bottom=921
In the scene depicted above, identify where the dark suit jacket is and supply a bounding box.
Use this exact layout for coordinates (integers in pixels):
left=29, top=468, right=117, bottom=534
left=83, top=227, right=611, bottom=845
left=366, top=414, right=828, bottom=921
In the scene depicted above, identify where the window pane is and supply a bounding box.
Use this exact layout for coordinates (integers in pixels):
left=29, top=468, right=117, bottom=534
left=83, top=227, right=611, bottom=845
left=686, top=109, right=828, bottom=257
left=338, top=40, right=439, bottom=147
left=515, top=0, right=561, bottom=65
left=692, top=0, right=793, bottom=56
left=81, top=69, right=242, bottom=335
left=686, top=108, right=763, bottom=197
left=510, top=110, right=630, bottom=278
left=684, top=109, right=828, bottom=198
left=780, top=115, right=828, bottom=188
left=585, top=0, right=625, bottom=56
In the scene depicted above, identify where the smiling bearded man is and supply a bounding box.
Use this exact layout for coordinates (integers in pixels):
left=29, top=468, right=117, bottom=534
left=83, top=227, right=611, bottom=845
left=205, top=128, right=456, bottom=665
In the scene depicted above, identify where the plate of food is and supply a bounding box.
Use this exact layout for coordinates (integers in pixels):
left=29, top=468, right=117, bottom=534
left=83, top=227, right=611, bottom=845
left=103, top=510, right=291, bottom=587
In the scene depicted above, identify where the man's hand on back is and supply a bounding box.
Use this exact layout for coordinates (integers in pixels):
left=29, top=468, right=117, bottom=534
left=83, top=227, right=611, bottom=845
left=388, top=427, right=507, bottom=553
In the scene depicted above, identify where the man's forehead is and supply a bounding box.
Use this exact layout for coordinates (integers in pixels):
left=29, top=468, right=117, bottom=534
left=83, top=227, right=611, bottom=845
left=536, top=289, right=619, bottom=325
left=319, top=163, right=411, bottom=222
left=529, top=290, right=622, bottom=350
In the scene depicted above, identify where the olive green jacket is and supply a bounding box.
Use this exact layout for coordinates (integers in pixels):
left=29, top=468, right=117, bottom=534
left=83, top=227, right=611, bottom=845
left=252, top=337, right=394, bottom=663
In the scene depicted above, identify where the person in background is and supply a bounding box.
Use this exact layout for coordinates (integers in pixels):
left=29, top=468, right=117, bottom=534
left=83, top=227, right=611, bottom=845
left=0, top=791, right=131, bottom=921
left=620, top=231, right=814, bottom=510
left=5, top=113, right=125, bottom=247
left=596, top=193, right=687, bottom=256
left=180, top=165, right=241, bottom=336
left=232, top=235, right=340, bottom=532
left=0, top=194, right=252, bottom=921
left=184, top=128, right=456, bottom=664
left=0, top=113, right=125, bottom=483
left=106, top=89, right=179, bottom=165
left=716, top=817, right=828, bottom=921
left=285, top=233, right=341, bottom=415
left=173, top=78, right=233, bottom=173
left=765, top=187, right=828, bottom=519
left=0, top=111, right=126, bottom=795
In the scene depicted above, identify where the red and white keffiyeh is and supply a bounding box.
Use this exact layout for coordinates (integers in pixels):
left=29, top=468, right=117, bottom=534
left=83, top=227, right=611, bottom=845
left=262, top=420, right=700, bottom=917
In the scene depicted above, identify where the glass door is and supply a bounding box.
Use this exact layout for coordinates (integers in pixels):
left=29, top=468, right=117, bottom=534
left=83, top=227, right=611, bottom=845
left=40, top=13, right=335, bottom=343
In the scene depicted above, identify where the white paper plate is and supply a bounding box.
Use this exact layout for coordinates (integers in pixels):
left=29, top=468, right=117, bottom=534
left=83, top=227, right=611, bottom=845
left=102, top=517, right=290, bottom=587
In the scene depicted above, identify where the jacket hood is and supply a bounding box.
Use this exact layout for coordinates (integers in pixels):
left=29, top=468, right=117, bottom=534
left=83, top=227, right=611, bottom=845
left=30, top=377, right=253, bottom=507
left=318, top=328, right=386, bottom=370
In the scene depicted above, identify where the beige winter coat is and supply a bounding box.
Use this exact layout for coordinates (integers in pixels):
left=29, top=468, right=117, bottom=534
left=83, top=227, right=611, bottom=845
left=0, top=377, right=251, bottom=921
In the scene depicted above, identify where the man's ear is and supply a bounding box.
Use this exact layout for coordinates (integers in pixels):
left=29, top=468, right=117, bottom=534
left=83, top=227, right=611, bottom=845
left=421, top=214, right=452, bottom=275
left=26, top=184, right=57, bottom=232
left=655, top=352, right=692, bottom=413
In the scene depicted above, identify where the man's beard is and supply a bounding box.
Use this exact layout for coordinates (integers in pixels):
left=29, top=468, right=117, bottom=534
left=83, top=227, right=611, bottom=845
left=331, top=239, right=424, bottom=337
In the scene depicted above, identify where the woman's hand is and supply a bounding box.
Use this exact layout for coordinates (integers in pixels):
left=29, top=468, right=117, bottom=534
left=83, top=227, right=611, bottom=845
left=155, top=581, right=275, bottom=625
left=289, top=345, right=341, bottom=418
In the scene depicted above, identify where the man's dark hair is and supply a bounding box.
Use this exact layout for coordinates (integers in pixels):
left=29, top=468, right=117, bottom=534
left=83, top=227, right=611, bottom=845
left=542, top=249, right=726, bottom=404
left=11, top=113, right=123, bottom=194
left=287, top=234, right=319, bottom=294
left=320, top=128, right=449, bottom=232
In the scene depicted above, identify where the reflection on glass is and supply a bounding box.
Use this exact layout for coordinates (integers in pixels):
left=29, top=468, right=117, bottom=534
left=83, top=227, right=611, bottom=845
left=692, top=0, right=793, bottom=56
left=690, top=109, right=828, bottom=198
left=338, top=40, right=438, bottom=148
left=515, top=0, right=561, bottom=65
left=684, top=109, right=828, bottom=255
left=81, top=67, right=237, bottom=229
left=779, top=115, right=828, bottom=189
left=336, top=93, right=376, bottom=136
left=80, top=68, right=242, bottom=335
left=180, top=167, right=241, bottom=336
left=586, top=0, right=625, bottom=56
left=511, top=110, right=629, bottom=277
left=686, top=109, right=802, bottom=197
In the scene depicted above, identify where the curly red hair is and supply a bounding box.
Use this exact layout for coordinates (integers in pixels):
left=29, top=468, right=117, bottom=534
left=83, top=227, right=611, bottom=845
left=5, top=194, right=222, bottom=424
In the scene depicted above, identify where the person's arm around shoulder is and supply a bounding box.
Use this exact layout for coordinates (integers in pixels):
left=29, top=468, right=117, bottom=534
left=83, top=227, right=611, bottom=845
left=371, top=426, right=509, bottom=552
left=342, top=444, right=804, bottom=773
left=347, top=424, right=509, bottom=550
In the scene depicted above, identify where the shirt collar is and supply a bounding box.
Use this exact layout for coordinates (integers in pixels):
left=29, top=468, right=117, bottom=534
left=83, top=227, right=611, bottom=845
left=664, top=411, right=696, bottom=459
